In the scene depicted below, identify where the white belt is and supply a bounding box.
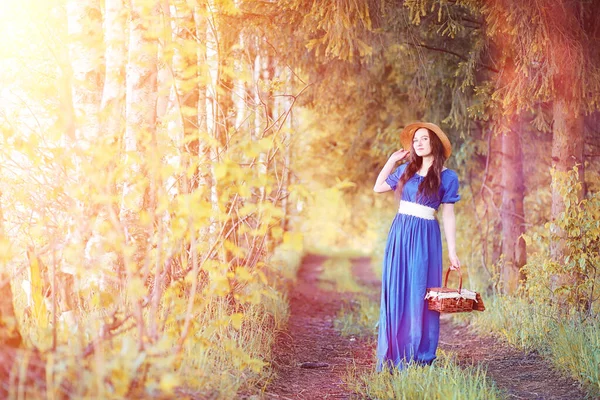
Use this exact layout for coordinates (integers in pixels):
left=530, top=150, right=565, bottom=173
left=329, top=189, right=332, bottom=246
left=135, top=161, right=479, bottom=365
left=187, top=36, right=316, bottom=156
left=398, top=200, right=435, bottom=220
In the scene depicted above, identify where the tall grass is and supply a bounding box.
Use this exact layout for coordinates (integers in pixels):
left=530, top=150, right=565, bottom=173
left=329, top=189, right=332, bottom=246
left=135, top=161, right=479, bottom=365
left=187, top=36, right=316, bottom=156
left=345, top=352, right=504, bottom=400
left=468, top=295, right=600, bottom=397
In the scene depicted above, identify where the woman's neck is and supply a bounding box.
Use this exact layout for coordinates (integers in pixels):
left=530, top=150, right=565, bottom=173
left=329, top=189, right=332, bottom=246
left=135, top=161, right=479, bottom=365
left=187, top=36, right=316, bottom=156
left=418, top=156, right=434, bottom=175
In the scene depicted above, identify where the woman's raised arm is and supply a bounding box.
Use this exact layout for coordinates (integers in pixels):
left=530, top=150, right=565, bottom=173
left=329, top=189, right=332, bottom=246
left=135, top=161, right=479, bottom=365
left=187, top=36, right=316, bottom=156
left=373, top=149, right=409, bottom=193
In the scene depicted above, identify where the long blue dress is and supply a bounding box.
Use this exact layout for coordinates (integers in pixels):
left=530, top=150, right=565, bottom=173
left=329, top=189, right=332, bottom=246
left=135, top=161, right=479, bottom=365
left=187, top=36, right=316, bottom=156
left=376, top=163, right=460, bottom=371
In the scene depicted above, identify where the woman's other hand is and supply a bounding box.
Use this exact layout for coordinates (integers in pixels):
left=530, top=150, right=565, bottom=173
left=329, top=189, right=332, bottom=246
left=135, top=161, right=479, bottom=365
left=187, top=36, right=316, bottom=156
left=389, top=149, right=410, bottom=164
left=449, top=253, right=461, bottom=270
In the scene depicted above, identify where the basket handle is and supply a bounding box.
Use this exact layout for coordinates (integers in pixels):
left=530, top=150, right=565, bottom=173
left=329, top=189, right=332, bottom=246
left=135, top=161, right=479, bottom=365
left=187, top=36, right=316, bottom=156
left=443, top=268, right=463, bottom=293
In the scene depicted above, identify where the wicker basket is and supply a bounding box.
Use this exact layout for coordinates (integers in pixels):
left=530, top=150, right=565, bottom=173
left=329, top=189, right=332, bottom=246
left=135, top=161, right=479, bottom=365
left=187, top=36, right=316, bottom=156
left=426, top=269, right=485, bottom=313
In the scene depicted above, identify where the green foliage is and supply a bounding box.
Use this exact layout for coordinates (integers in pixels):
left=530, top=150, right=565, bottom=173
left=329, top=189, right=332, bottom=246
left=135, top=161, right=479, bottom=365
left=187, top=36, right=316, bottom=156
left=345, top=351, right=504, bottom=400
left=523, top=167, right=600, bottom=312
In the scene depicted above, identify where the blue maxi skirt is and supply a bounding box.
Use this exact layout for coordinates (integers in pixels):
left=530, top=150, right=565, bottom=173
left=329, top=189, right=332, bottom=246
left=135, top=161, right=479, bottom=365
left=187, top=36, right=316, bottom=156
left=376, top=213, right=442, bottom=371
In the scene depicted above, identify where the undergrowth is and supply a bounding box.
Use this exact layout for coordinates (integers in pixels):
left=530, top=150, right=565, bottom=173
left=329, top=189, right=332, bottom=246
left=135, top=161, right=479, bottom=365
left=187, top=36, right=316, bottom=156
left=344, top=351, right=504, bottom=400
left=467, top=295, right=600, bottom=398
left=10, top=245, right=304, bottom=399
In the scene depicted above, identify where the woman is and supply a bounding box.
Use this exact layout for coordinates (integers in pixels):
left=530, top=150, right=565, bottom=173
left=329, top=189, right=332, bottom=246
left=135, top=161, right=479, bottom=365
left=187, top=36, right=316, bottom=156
left=372, top=122, right=461, bottom=371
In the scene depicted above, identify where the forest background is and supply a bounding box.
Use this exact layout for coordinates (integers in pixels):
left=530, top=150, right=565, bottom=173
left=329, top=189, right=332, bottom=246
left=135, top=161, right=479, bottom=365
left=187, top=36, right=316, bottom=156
left=0, top=0, right=599, bottom=398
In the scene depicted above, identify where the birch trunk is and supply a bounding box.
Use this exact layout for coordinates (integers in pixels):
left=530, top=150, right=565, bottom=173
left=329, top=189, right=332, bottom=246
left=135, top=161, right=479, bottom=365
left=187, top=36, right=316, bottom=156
left=121, top=0, right=159, bottom=226
left=206, top=0, right=236, bottom=263
left=173, top=0, right=200, bottom=193
left=121, top=0, right=159, bottom=347
left=68, top=0, right=104, bottom=147
left=206, top=0, right=220, bottom=242
left=84, top=0, right=128, bottom=288
left=66, top=0, right=105, bottom=298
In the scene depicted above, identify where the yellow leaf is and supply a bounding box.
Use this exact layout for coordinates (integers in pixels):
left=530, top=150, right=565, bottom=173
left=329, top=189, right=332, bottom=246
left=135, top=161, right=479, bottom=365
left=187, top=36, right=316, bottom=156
left=139, top=209, right=152, bottom=226
left=238, top=184, right=251, bottom=198
left=127, top=277, right=146, bottom=301
left=224, top=240, right=246, bottom=258
left=211, top=274, right=230, bottom=296
left=230, top=313, right=243, bottom=330
left=213, top=163, right=228, bottom=180
left=159, top=373, right=179, bottom=393
left=283, top=232, right=304, bottom=252
left=239, top=203, right=257, bottom=217
left=235, top=266, right=252, bottom=282
left=258, top=137, right=273, bottom=151
left=271, top=226, right=284, bottom=239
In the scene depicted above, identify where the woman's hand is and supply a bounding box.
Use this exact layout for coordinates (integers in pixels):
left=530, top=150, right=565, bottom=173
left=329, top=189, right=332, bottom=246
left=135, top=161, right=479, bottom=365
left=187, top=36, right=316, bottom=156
left=449, top=253, right=461, bottom=271
left=389, top=149, right=410, bottom=164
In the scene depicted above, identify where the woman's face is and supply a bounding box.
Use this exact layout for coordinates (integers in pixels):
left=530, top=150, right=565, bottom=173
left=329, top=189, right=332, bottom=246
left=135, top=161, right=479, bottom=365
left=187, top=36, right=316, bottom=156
left=412, top=128, right=432, bottom=157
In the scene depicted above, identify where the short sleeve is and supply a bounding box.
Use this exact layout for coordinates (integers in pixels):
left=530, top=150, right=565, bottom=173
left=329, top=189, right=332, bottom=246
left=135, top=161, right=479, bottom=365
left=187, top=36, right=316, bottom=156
left=441, top=170, right=461, bottom=203
left=385, top=163, right=407, bottom=191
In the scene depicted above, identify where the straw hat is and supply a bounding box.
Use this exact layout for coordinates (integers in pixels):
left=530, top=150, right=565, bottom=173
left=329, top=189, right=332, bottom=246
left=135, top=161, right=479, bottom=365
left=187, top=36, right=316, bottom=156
left=399, top=122, right=452, bottom=159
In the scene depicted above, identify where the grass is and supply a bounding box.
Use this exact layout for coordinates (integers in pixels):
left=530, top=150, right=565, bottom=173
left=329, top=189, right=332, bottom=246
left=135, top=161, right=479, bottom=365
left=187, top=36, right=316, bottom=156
left=344, top=351, right=504, bottom=400
left=549, top=320, right=600, bottom=396
left=317, top=256, right=368, bottom=293
left=334, top=294, right=379, bottom=338
left=466, top=295, right=600, bottom=398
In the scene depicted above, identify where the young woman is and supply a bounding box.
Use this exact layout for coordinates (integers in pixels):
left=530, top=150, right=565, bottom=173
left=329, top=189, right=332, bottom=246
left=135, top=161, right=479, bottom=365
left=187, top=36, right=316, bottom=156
left=372, top=122, right=461, bottom=371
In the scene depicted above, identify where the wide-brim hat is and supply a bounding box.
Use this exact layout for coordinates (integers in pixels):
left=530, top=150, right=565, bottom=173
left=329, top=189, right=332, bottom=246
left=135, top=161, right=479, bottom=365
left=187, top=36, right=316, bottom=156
left=399, top=122, right=452, bottom=159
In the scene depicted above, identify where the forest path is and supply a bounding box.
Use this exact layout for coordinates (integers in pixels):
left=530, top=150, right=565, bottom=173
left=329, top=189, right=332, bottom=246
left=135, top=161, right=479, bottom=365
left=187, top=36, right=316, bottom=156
left=264, top=254, right=372, bottom=399
left=264, top=254, right=586, bottom=399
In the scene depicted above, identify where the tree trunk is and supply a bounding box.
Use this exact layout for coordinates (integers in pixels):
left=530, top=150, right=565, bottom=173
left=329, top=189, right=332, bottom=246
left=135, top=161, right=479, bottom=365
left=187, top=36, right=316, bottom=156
left=120, top=0, right=159, bottom=228
left=499, top=116, right=527, bottom=293
left=67, top=0, right=105, bottom=306
left=550, top=100, right=585, bottom=263
left=121, top=0, right=159, bottom=348
left=67, top=0, right=104, bottom=147
left=193, top=3, right=212, bottom=249
left=546, top=0, right=586, bottom=264
left=207, top=0, right=237, bottom=264
left=173, top=0, right=200, bottom=193
left=84, top=0, right=128, bottom=289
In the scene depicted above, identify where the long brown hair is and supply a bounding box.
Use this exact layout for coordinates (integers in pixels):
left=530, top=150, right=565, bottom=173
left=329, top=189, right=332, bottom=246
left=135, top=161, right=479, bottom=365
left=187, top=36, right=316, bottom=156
left=395, top=128, right=447, bottom=200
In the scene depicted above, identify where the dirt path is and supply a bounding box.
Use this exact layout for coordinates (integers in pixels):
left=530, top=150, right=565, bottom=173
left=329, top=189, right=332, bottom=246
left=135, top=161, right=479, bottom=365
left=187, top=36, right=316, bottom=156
left=265, top=254, right=373, bottom=399
left=440, top=321, right=586, bottom=399
left=265, top=255, right=587, bottom=399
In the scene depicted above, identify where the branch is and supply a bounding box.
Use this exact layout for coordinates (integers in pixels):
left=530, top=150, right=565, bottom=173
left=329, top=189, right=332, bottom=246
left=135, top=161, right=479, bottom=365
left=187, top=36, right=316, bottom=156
left=82, top=312, right=134, bottom=358
left=407, top=42, right=499, bottom=73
